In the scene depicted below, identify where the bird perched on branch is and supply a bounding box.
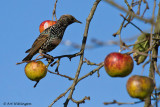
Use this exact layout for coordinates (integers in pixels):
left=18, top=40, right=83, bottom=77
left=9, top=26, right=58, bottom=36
left=22, top=14, right=81, bottom=61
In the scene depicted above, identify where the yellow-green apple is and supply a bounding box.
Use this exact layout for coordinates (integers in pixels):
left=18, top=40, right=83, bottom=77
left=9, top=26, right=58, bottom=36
left=25, top=61, right=47, bottom=81
left=126, top=75, right=155, bottom=99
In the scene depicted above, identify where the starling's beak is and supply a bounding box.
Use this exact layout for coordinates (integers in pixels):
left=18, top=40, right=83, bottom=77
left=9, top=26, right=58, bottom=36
left=75, top=19, right=82, bottom=24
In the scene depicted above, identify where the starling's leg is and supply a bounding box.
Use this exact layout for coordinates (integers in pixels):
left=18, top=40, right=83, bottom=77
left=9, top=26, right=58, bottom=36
left=35, top=49, right=54, bottom=61
left=35, top=53, right=54, bottom=61
left=35, top=49, right=45, bottom=60
left=35, top=53, right=44, bottom=60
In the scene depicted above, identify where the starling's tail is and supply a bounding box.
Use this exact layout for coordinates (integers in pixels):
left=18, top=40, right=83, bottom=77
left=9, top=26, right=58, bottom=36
left=22, top=53, right=34, bottom=61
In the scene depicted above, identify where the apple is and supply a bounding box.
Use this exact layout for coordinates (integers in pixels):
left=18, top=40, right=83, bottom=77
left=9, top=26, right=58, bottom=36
left=104, top=52, right=133, bottom=77
left=39, top=20, right=56, bottom=33
left=126, top=75, right=155, bottom=100
left=25, top=61, right=47, bottom=81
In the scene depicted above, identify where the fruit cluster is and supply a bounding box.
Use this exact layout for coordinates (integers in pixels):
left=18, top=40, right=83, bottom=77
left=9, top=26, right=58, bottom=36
left=104, top=52, right=154, bottom=100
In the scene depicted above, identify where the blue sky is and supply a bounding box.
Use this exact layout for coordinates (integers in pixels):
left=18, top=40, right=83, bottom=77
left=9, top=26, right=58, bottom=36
left=1, top=0, right=160, bottom=107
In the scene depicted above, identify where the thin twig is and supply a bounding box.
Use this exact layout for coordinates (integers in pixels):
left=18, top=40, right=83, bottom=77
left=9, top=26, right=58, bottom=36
left=104, top=99, right=157, bottom=106
left=123, top=0, right=135, bottom=27
left=55, top=59, right=60, bottom=72
left=83, top=58, right=102, bottom=66
left=113, top=13, right=129, bottom=37
left=141, top=0, right=149, bottom=17
left=142, top=59, right=151, bottom=74
left=16, top=51, right=82, bottom=65
left=49, top=86, right=71, bottom=107
left=47, top=69, right=74, bottom=80
left=120, top=14, right=144, bottom=33
left=104, top=0, right=155, bottom=24
left=52, top=0, right=58, bottom=21
left=137, top=0, right=142, bottom=15
left=78, top=63, right=104, bottom=82
left=126, top=38, right=148, bottom=47
left=154, top=61, right=160, bottom=76
left=71, top=96, right=90, bottom=104
left=16, top=57, right=43, bottom=65
left=145, top=0, right=157, bottom=106
left=54, top=51, right=82, bottom=60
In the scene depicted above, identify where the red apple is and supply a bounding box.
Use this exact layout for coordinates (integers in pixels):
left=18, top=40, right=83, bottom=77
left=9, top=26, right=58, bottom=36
left=25, top=61, right=47, bottom=81
left=104, top=52, right=134, bottom=77
left=126, top=75, right=155, bottom=99
left=39, top=20, right=56, bottom=33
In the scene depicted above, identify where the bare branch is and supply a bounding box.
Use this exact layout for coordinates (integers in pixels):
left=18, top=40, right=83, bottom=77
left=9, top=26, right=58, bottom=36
left=104, top=99, right=153, bottom=105
left=47, top=69, right=74, bottom=80
left=16, top=58, right=43, bottom=65
left=71, top=96, right=90, bottom=104
left=141, top=0, right=149, bottom=17
left=78, top=63, right=104, bottom=82
left=104, top=0, right=155, bottom=24
left=49, top=86, right=71, bottom=107
left=52, top=0, right=58, bottom=21
left=83, top=58, right=102, bottom=66
left=64, top=0, right=101, bottom=106
left=154, top=61, right=160, bottom=76
left=145, top=0, right=157, bottom=106
left=55, top=59, right=60, bottom=72
left=53, top=51, right=82, bottom=60
left=120, top=14, right=144, bottom=33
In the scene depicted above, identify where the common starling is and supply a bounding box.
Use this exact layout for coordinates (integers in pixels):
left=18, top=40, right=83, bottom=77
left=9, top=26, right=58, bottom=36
left=22, top=15, right=81, bottom=61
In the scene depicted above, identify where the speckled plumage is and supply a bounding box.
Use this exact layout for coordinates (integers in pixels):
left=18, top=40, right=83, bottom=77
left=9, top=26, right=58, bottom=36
left=22, top=15, right=81, bottom=61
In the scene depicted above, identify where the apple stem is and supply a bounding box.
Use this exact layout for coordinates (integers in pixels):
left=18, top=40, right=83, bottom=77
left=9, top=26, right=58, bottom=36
left=33, top=80, right=40, bottom=88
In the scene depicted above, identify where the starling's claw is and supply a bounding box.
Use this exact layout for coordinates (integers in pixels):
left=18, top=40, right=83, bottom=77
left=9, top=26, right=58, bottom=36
left=35, top=53, right=44, bottom=61
left=45, top=54, right=54, bottom=62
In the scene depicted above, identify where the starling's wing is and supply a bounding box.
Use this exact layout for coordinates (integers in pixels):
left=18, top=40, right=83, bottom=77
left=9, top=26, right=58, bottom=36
left=28, top=27, right=51, bottom=55
left=25, top=48, right=31, bottom=53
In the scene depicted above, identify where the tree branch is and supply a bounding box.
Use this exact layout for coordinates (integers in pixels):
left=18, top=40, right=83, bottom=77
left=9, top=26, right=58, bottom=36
left=49, top=86, right=71, bottom=107
left=64, top=0, right=101, bottom=106
left=78, top=63, right=104, bottom=82
left=47, top=69, right=74, bottom=80
left=104, top=99, right=157, bottom=106
left=104, top=0, right=155, bottom=24
left=145, top=1, right=158, bottom=107
left=71, top=96, right=90, bottom=105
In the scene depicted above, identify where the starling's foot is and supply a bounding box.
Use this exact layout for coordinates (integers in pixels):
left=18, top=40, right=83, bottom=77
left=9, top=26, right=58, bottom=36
left=35, top=53, right=45, bottom=60
left=45, top=54, right=54, bottom=62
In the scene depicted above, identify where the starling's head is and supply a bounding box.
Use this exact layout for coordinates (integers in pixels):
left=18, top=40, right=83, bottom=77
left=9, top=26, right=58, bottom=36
left=59, top=15, right=82, bottom=25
